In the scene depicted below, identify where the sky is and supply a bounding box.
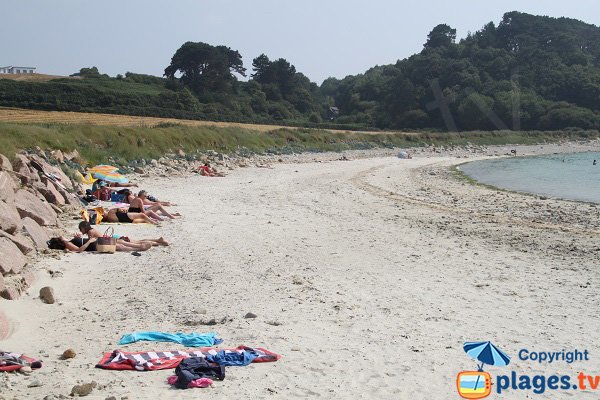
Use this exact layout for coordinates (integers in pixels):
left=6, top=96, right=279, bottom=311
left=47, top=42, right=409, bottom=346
left=2, top=0, right=600, bottom=84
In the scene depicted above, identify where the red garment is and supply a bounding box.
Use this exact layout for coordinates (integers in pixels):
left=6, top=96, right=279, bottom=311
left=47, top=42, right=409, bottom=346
left=167, top=375, right=213, bottom=388
left=0, top=352, right=42, bottom=372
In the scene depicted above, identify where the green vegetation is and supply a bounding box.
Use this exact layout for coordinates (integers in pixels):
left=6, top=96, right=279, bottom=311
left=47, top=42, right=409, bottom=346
left=1, top=122, right=598, bottom=166
left=1, top=12, right=600, bottom=131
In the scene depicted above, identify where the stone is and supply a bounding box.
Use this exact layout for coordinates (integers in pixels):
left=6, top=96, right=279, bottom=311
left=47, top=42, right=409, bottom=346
left=19, top=366, right=32, bottom=374
left=39, top=286, right=55, bottom=304
left=36, top=179, right=66, bottom=206
left=0, top=171, right=16, bottom=204
left=0, top=230, right=35, bottom=255
left=12, top=154, right=40, bottom=183
left=177, top=149, right=186, bottom=157
left=70, top=382, right=97, bottom=397
left=49, top=150, right=64, bottom=163
left=21, top=271, right=36, bottom=288
left=0, top=237, right=27, bottom=275
left=63, top=149, right=80, bottom=161
left=14, top=189, right=58, bottom=226
left=61, top=348, right=76, bottom=359
left=28, top=154, right=73, bottom=190
left=0, top=275, right=4, bottom=293
left=59, top=189, right=80, bottom=207
left=244, top=312, right=258, bottom=319
left=22, top=217, right=50, bottom=251
left=1, top=287, right=20, bottom=300
left=27, top=379, right=43, bottom=388
left=0, top=200, right=22, bottom=234
left=0, top=154, right=13, bottom=171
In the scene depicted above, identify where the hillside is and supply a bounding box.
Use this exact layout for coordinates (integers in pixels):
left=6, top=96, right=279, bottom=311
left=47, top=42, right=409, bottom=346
left=1, top=12, right=600, bottom=132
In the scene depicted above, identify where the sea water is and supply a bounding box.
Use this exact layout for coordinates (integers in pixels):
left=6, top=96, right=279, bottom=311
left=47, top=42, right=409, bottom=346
left=460, top=152, right=600, bottom=203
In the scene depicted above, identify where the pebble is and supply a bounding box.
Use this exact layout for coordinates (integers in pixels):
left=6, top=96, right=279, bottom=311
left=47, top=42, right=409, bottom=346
left=27, top=379, right=43, bottom=388
left=61, top=348, right=76, bottom=359
left=71, top=381, right=97, bottom=397
left=244, top=312, right=257, bottom=319
left=39, top=286, right=55, bottom=304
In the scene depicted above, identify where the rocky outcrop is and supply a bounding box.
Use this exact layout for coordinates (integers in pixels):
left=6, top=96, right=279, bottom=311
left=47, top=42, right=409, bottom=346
left=0, top=238, right=27, bottom=275
left=0, top=171, right=16, bottom=204
left=0, top=154, right=12, bottom=171
left=21, top=217, right=50, bottom=251
left=0, top=230, right=35, bottom=255
left=15, top=189, right=58, bottom=226
left=0, top=200, right=22, bottom=234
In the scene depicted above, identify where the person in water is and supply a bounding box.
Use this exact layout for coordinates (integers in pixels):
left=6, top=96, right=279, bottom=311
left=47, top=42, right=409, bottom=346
left=78, top=221, right=169, bottom=249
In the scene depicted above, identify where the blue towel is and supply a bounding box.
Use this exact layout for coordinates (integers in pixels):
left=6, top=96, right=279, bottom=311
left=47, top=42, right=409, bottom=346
left=118, top=331, right=222, bottom=347
left=205, top=349, right=259, bottom=366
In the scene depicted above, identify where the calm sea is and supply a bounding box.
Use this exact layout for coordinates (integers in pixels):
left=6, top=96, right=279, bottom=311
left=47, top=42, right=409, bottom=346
left=459, top=152, right=600, bottom=203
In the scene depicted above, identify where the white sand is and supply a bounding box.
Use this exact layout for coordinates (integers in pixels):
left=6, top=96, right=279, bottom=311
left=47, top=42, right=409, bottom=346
left=2, top=148, right=600, bottom=399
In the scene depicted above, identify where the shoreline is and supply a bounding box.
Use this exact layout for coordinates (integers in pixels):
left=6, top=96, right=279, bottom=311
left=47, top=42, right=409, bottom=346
left=1, top=140, right=600, bottom=398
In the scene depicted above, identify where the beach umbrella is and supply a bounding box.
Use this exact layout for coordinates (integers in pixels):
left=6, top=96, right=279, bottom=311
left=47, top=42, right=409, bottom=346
left=92, top=170, right=129, bottom=184
left=88, top=165, right=119, bottom=173
left=463, top=341, right=511, bottom=369
left=463, top=341, right=511, bottom=394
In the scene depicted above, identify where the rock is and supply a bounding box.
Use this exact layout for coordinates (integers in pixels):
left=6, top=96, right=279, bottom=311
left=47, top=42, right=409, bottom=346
left=28, top=154, right=73, bottom=190
left=12, top=154, right=40, bottom=183
left=0, top=171, right=16, bottom=204
left=61, top=348, right=76, bottom=359
left=134, top=167, right=144, bottom=174
left=19, top=366, right=32, bottom=374
left=21, top=217, right=50, bottom=251
left=0, top=154, right=13, bottom=171
left=49, top=150, right=64, bottom=163
left=105, top=397, right=117, bottom=400
left=0, top=275, right=5, bottom=293
left=59, top=189, right=80, bottom=207
left=0, top=200, right=22, bottom=234
left=27, top=379, right=43, bottom=388
left=244, top=312, right=258, bottom=319
left=21, top=271, right=36, bottom=288
left=36, top=179, right=66, bottom=206
left=63, top=149, right=80, bottom=161
left=14, top=189, right=58, bottom=226
left=39, top=286, right=55, bottom=304
left=150, top=159, right=158, bottom=166
left=0, top=230, right=35, bottom=255
left=177, top=149, right=186, bottom=157
left=0, top=237, right=27, bottom=275
left=1, top=287, right=20, bottom=300
left=70, top=381, right=97, bottom=397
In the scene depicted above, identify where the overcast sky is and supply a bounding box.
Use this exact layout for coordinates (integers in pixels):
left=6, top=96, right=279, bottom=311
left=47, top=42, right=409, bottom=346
left=2, top=0, right=599, bottom=84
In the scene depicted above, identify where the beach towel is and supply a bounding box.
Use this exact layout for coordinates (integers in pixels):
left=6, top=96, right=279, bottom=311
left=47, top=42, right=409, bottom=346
left=0, top=352, right=42, bottom=372
left=118, top=331, right=222, bottom=347
left=96, top=346, right=281, bottom=371
left=205, top=349, right=259, bottom=366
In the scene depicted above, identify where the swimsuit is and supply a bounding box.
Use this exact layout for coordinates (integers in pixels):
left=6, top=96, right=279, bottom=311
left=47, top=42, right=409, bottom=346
left=128, top=207, right=142, bottom=213
left=70, top=237, right=97, bottom=252
left=116, top=211, right=133, bottom=223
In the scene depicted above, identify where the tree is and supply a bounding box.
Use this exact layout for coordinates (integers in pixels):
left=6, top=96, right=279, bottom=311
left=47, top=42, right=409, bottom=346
left=164, top=42, right=246, bottom=93
left=424, top=24, right=457, bottom=48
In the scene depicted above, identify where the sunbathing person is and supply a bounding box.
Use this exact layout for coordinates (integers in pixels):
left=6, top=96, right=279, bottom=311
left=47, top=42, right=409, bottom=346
left=78, top=221, right=169, bottom=248
left=128, top=190, right=180, bottom=220
left=103, top=207, right=158, bottom=225
left=196, top=162, right=225, bottom=177
left=47, top=236, right=151, bottom=253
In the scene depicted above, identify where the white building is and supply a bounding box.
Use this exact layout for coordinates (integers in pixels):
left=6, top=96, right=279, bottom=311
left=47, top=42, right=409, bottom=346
left=0, top=66, right=36, bottom=74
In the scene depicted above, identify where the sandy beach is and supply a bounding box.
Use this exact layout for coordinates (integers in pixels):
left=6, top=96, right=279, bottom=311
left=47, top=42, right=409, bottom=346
left=2, top=143, right=600, bottom=399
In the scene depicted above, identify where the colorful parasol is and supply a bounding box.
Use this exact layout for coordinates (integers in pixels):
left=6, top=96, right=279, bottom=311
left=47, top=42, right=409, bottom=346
left=91, top=171, right=129, bottom=184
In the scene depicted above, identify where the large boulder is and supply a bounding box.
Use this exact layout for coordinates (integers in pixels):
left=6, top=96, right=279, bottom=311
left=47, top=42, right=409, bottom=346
left=0, top=230, right=35, bottom=255
left=0, top=237, right=26, bottom=275
left=0, top=201, right=21, bottom=234
left=0, top=171, right=16, bottom=204
left=36, top=179, right=66, bottom=206
left=28, top=154, right=73, bottom=191
left=0, top=154, right=12, bottom=171
left=14, top=189, right=58, bottom=226
left=21, top=217, right=50, bottom=251
left=12, top=154, right=40, bottom=184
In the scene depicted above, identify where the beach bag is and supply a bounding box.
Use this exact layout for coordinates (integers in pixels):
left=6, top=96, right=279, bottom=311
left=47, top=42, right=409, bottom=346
left=96, top=227, right=117, bottom=253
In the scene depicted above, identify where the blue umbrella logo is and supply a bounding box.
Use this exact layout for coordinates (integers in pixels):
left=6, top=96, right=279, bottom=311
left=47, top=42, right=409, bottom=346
left=460, top=341, right=511, bottom=397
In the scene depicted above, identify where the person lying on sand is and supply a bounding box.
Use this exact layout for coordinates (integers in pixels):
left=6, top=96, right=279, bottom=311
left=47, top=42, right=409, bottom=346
left=47, top=236, right=151, bottom=253
left=78, top=221, right=169, bottom=249
left=103, top=207, right=158, bottom=225
left=127, top=190, right=181, bottom=220
left=196, top=162, right=225, bottom=177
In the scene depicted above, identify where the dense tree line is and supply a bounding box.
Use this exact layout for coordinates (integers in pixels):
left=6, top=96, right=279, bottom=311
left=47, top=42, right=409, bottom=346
left=1, top=11, right=600, bottom=131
